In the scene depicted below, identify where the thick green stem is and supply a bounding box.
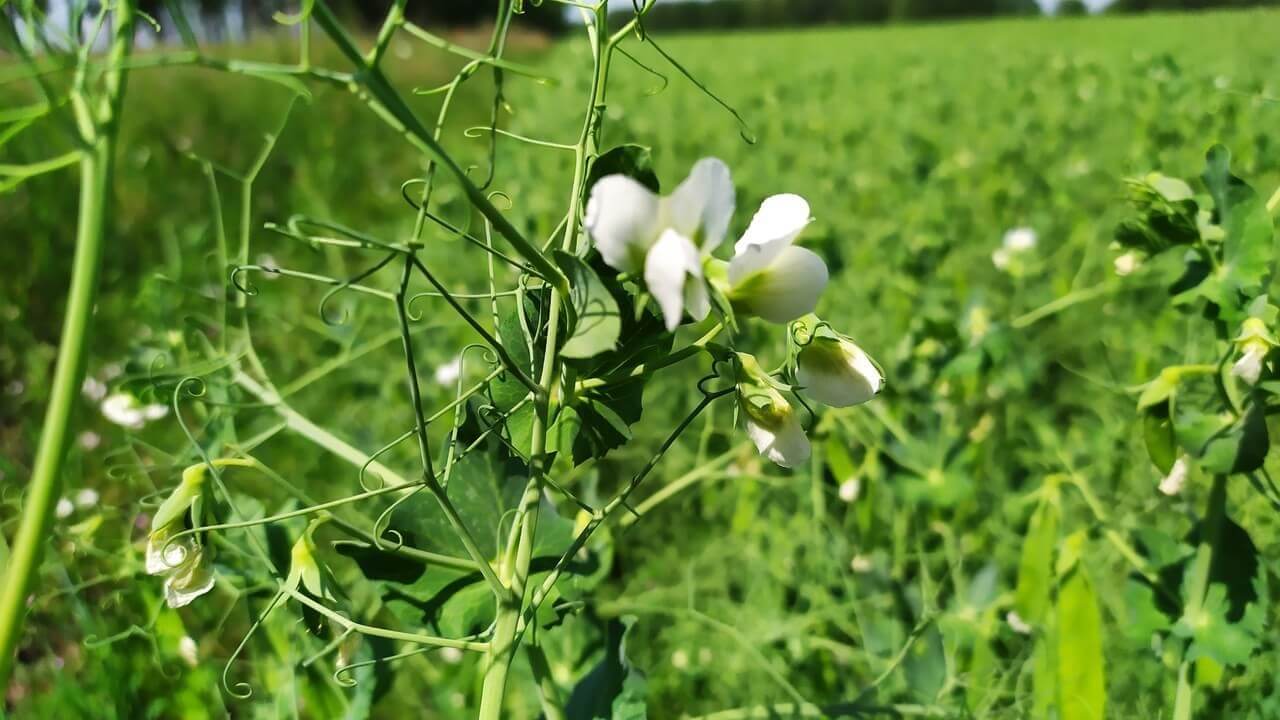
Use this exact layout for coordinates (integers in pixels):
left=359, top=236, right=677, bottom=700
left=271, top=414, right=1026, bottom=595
left=0, top=3, right=134, bottom=685
left=1172, top=474, right=1228, bottom=720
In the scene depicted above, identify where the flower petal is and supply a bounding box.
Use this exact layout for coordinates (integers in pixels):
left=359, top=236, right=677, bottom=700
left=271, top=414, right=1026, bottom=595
left=667, top=157, right=734, bottom=251
left=644, top=230, right=702, bottom=332
left=729, top=194, right=811, bottom=284
left=797, top=339, right=882, bottom=407
left=731, top=246, right=828, bottom=324
left=744, top=409, right=811, bottom=468
left=585, top=175, right=661, bottom=274
left=164, top=559, right=216, bottom=609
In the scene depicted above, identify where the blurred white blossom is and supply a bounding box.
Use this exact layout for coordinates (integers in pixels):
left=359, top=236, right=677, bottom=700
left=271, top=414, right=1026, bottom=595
left=82, top=376, right=107, bottom=401
left=55, top=498, right=75, bottom=519
left=435, top=356, right=463, bottom=386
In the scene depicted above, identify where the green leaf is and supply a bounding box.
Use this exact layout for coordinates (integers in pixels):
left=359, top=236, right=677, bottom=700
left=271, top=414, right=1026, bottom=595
left=556, top=252, right=621, bottom=359
left=391, top=449, right=527, bottom=559
left=566, top=616, right=648, bottom=720
left=1174, top=514, right=1268, bottom=666
left=1177, top=582, right=1268, bottom=667
left=1196, top=145, right=1277, bottom=320
left=587, top=145, right=660, bottom=194
left=331, top=541, right=427, bottom=585
left=1056, top=564, right=1107, bottom=720
left=1014, top=496, right=1059, bottom=626
left=1142, top=402, right=1177, bottom=475
left=1189, top=401, right=1268, bottom=475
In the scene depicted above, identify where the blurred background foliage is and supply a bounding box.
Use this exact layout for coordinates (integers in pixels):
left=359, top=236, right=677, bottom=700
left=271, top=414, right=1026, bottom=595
left=3, top=2, right=1280, bottom=719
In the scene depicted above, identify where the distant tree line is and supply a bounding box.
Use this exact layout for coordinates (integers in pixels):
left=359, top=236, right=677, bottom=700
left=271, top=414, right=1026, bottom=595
left=611, top=0, right=1280, bottom=30
left=1106, top=0, right=1278, bottom=11
left=613, top=0, right=1039, bottom=30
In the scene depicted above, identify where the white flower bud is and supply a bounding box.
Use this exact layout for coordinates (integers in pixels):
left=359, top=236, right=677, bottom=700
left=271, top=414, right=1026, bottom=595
left=1231, top=318, right=1274, bottom=386
left=55, top=498, right=75, bottom=519
left=178, top=636, right=199, bottom=667
left=735, top=354, right=810, bottom=468
left=1006, top=610, right=1033, bottom=635
left=1113, top=251, right=1141, bottom=276
left=1159, top=456, right=1189, bottom=496
left=435, top=356, right=463, bottom=386
left=796, top=332, right=883, bottom=408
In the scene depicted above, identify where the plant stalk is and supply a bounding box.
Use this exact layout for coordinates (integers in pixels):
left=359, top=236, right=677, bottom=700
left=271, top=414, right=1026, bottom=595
left=0, top=2, right=135, bottom=684
left=1171, top=473, right=1228, bottom=720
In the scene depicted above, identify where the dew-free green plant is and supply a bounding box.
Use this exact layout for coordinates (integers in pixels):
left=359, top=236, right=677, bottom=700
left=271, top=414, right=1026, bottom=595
left=12, top=2, right=887, bottom=716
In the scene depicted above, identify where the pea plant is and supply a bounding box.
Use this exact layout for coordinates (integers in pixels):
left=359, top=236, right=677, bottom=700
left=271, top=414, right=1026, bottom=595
left=0, top=1, right=889, bottom=715
left=1109, top=146, right=1278, bottom=720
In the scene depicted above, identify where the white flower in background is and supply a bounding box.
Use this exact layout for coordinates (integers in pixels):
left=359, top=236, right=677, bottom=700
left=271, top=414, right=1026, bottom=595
left=101, top=393, right=167, bottom=429
left=992, top=227, right=1037, bottom=271
left=725, top=194, right=829, bottom=324
left=55, top=498, right=75, bottom=519
left=1006, top=610, right=1033, bottom=635
left=82, top=376, right=107, bottom=401
left=670, top=649, right=690, bottom=670
left=75, top=488, right=100, bottom=509
left=78, top=431, right=101, bottom=451
left=435, top=356, right=463, bottom=386
left=838, top=478, right=861, bottom=503
left=586, top=158, right=733, bottom=331
left=735, top=353, right=810, bottom=468
left=795, top=327, right=883, bottom=407
left=6, top=380, right=24, bottom=396
left=439, top=646, right=464, bottom=664
left=1113, top=251, right=1141, bottom=277
left=1231, top=317, right=1275, bottom=386
left=1158, top=456, right=1189, bottom=496
left=177, top=636, right=199, bottom=667
left=849, top=554, right=873, bottom=573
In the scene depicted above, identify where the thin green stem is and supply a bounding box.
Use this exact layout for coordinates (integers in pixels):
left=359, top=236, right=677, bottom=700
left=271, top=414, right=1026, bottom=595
left=0, top=0, right=135, bottom=686
left=1172, top=474, right=1228, bottom=720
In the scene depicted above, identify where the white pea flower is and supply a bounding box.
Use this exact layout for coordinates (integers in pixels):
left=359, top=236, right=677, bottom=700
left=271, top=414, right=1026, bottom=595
left=146, top=462, right=225, bottom=608
left=795, top=326, right=884, bottom=408
left=55, top=498, right=75, bottom=519
left=439, top=646, right=464, bottom=664
left=671, top=649, right=690, bottom=670
left=586, top=158, right=733, bottom=331
left=177, top=636, right=199, bottom=667
left=1231, top=317, right=1275, bottom=386
left=1003, top=227, right=1037, bottom=252
left=1113, top=251, right=1141, bottom=277
left=435, top=355, right=463, bottom=386
left=1233, top=345, right=1267, bottom=386
left=838, top=478, right=861, bottom=503
left=78, top=431, right=101, bottom=451
left=735, top=353, right=810, bottom=468
left=82, top=376, right=107, bottom=401
left=725, top=194, right=829, bottom=324
left=1006, top=610, right=1033, bottom=635
left=101, top=393, right=167, bottom=429
left=1158, top=456, right=1189, bottom=497
left=75, top=488, right=100, bottom=508
left=993, top=227, right=1037, bottom=271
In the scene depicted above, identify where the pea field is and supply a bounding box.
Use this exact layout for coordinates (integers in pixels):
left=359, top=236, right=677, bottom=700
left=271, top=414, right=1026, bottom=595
left=2, top=4, right=1280, bottom=719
